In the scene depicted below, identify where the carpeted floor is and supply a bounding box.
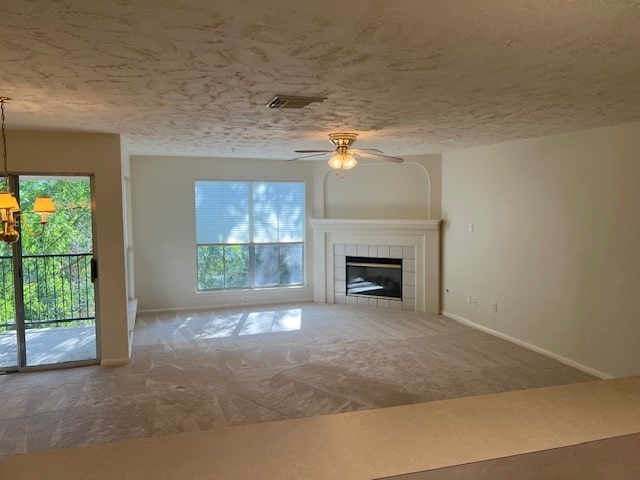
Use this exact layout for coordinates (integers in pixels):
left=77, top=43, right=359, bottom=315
left=0, top=303, right=595, bottom=459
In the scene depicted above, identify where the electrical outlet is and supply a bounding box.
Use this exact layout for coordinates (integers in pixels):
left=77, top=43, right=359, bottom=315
left=490, top=301, right=498, bottom=313
left=472, top=297, right=478, bottom=307
left=241, top=295, right=250, bottom=301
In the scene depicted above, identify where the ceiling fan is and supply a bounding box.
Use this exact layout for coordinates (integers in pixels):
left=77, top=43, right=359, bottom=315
left=289, top=133, right=403, bottom=172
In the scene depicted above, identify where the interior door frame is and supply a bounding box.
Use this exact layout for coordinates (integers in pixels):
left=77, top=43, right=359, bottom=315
left=1, top=173, right=101, bottom=372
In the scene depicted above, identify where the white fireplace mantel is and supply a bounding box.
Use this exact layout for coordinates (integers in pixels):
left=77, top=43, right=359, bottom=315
left=309, top=218, right=441, bottom=232
left=310, top=218, right=441, bottom=313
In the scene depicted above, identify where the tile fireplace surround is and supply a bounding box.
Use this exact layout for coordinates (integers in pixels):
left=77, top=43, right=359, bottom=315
left=310, top=219, right=441, bottom=313
left=336, top=244, right=415, bottom=310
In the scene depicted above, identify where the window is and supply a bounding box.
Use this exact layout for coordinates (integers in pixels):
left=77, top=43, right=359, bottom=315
left=195, top=181, right=305, bottom=291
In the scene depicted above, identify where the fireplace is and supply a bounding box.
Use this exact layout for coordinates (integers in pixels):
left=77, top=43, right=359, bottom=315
left=309, top=219, right=441, bottom=313
left=332, top=243, right=416, bottom=310
left=346, top=256, right=402, bottom=300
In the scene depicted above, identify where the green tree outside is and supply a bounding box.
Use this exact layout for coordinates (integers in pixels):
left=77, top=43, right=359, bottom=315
left=0, top=177, right=94, bottom=332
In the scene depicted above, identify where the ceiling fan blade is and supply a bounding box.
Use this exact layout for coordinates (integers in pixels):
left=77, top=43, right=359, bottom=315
left=293, top=149, right=334, bottom=153
left=358, top=148, right=384, bottom=154
left=351, top=150, right=404, bottom=164
left=288, top=152, right=331, bottom=162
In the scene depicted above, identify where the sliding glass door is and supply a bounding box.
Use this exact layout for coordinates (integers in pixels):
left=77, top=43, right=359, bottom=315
left=0, top=175, right=98, bottom=371
left=0, top=239, right=18, bottom=369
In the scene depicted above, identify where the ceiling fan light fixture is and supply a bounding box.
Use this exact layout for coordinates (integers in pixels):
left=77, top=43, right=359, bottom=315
left=327, top=134, right=360, bottom=172
left=291, top=131, right=402, bottom=173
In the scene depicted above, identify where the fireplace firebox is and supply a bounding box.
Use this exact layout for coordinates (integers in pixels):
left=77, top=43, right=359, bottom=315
left=346, top=256, right=402, bottom=300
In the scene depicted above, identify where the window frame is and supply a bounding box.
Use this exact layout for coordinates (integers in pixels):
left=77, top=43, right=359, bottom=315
left=194, top=180, right=306, bottom=292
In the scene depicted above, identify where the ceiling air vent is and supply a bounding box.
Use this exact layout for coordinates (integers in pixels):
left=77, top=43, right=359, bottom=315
left=266, top=95, right=326, bottom=109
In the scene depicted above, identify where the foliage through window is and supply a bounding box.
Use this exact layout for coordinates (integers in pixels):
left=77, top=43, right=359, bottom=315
left=0, top=177, right=94, bottom=333
left=195, top=181, right=305, bottom=291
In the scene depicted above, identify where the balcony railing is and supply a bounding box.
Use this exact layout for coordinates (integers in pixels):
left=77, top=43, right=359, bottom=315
left=0, top=253, right=95, bottom=332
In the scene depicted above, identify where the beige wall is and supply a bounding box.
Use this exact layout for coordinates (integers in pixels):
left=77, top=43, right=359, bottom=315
left=9, top=131, right=129, bottom=364
left=316, top=154, right=441, bottom=220
left=130, top=156, right=316, bottom=311
left=442, top=122, right=640, bottom=378
left=131, top=154, right=441, bottom=311
left=120, top=138, right=134, bottom=301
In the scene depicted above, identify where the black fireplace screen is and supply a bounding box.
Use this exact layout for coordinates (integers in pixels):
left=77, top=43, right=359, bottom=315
left=346, top=256, right=402, bottom=300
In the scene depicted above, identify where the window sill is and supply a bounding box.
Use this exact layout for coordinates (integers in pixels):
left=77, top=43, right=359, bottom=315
left=195, top=285, right=308, bottom=296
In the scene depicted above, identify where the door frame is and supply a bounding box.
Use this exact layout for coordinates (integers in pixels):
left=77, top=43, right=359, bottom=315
left=0, top=173, right=100, bottom=372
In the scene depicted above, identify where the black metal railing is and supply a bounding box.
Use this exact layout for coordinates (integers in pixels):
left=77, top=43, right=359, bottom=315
left=0, top=253, right=95, bottom=331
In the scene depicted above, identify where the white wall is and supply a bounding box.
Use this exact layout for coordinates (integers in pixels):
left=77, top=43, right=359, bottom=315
left=315, top=154, right=441, bottom=220
left=120, top=139, right=135, bottom=301
left=442, top=122, right=640, bottom=378
left=10, top=131, right=129, bottom=364
left=120, top=138, right=137, bottom=355
left=131, top=156, right=316, bottom=311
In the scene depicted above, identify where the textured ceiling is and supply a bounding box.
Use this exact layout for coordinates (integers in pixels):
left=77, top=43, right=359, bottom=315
left=1, top=0, right=640, bottom=158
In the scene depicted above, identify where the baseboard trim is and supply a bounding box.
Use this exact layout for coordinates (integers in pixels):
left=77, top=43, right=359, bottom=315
left=139, top=297, right=316, bottom=314
left=100, top=357, right=131, bottom=368
left=441, top=311, right=612, bottom=380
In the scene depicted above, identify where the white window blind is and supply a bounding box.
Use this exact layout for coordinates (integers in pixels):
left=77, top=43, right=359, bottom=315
left=195, top=181, right=250, bottom=244
left=195, top=181, right=305, bottom=245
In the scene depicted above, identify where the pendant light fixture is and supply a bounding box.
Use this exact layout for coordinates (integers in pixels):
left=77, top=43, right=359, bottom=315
left=0, top=96, right=55, bottom=244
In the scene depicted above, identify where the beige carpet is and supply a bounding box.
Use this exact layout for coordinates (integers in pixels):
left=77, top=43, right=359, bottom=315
left=0, top=303, right=595, bottom=460
left=4, top=377, right=639, bottom=480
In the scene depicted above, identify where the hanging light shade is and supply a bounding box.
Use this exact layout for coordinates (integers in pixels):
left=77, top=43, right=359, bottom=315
left=328, top=151, right=359, bottom=172
left=34, top=196, right=55, bottom=223
left=341, top=153, right=357, bottom=170
left=327, top=153, right=344, bottom=170
left=0, top=191, right=16, bottom=210
left=0, top=96, right=55, bottom=244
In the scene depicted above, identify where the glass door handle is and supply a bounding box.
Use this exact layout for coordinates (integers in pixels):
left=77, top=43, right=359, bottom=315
left=91, top=258, right=98, bottom=283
